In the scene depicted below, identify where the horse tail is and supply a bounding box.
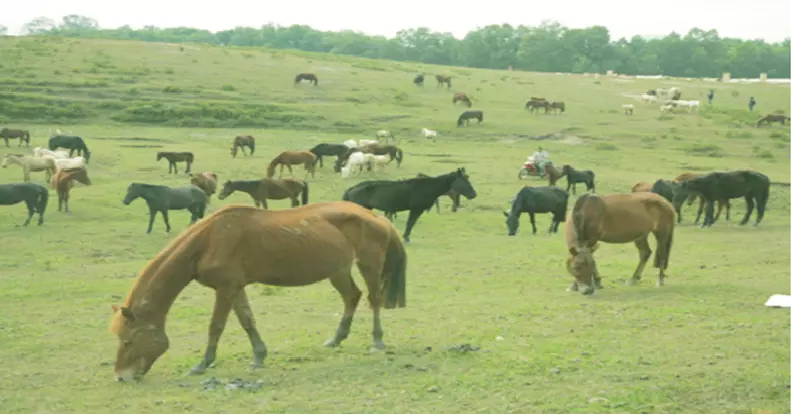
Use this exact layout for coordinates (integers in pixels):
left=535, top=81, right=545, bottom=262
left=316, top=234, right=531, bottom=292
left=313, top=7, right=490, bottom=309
left=396, top=149, right=403, bottom=165
left=382, top=226, right=407, bottom=309
left=249, top=139, right=255, bottom=155
left=36, top=186, right=49, bottom=214
left=757, top=180, right=770, bottom=215
left=571, top=193, right=598, bottom=245
left=557, top=190, right=570, bottom=222
left=654, top=222, right=674, bottom=270
left=301, top=181, right=309, bottom=205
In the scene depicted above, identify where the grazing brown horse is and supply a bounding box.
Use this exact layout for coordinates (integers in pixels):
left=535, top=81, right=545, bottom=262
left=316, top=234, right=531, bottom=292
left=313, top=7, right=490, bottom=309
left=436, top=75, right=452, bottom=89
left=231, top=135, right=255, bottom=158
left=544, top=162, right=563, bottom=185
left=266, top=151, right=317, bottom=179
left=50, top=167, right=92, bottom=213
left=452, top=92, right=472, bottom=107
left=157, top=152, right=194, bottom=174
left=217, top=178, right=309, bottom=209
left=564, top=192, right=676, bottom=296
left=108, top=202, right=408, bottom=381
left=672, top=172, right=731, bottom=224
left=756, top=114, right=791, bottom=127
left=0, top=128, right=31, bottom=147
left=547, top=101, right=566, bottom=114
left=631, top=181, right=652, bottom=193
left=294, top=73, right=318, bottom=86
left=189, top=172, right=218, bottom=204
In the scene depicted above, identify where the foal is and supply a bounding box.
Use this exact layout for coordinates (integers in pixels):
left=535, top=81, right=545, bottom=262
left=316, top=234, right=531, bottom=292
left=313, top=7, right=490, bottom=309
left=51, top=168, right=92, bottom=212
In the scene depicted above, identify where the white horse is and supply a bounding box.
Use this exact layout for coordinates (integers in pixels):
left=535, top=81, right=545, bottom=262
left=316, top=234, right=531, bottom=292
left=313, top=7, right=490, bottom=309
left=660, top=104, right=675, bottom=113
left=375, top=130, right=395, bottom=144
left=677, top=100, right=700, bottom=112
left=369, top=154, right=391, bottom=172
left=358, top=139, right=379, bottom=147
left=33, top=147, right=70, bottom=159
left=54, top=156, right=87, bottom=171
left=421, top=128, right=437, bottom=141
left=641, top=94, right=657, bottom=103
left=622, top=104, right=635, bottom=115
left=341, top=152, right=368, bottom=178
left=343, top=139, right=357, bottom=149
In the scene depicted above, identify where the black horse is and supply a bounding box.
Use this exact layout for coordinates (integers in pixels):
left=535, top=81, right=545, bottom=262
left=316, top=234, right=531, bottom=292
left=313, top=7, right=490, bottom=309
left=122, top=183, right=207, bottom=234
left=652, top=178, right=730, bottom=224
left=503, top=186, right=569, bottom=236
left=0, top=182, right=48, bottom=226
left=560, top=165, right=596, bottom=194
left=342, top=168, right=478, bottom=243
left=294, top=73, right=318, bottom=86
left=679, top=170, right=770, bottom=227
left=309, top=143, right=350, bottom=168
left=457, top=110, right=484, bottom=127
left=48, top=135, right=91, bottom=162
left=386, top=172, right=465, bottom=220
left=413, top=74, right=425, bottom=86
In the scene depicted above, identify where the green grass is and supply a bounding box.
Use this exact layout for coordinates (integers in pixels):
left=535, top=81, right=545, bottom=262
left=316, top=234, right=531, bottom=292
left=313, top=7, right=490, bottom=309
left=0, top=36, right=789, bottom=414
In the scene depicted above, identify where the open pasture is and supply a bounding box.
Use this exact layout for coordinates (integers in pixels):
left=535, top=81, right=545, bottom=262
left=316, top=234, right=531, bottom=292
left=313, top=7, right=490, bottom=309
left=0, top=37, right=789, bottom=413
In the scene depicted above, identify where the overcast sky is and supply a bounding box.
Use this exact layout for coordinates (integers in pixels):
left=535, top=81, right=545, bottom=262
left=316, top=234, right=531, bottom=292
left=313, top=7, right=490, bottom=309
left=2, top=0, right=789, bottom=42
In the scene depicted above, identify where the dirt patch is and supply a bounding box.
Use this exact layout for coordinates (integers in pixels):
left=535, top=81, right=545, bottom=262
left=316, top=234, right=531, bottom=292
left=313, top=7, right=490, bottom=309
left=119, top=144, right=164, bottom=148
left=432, top=159, right=471, bottom=164
left=94, top=137, right=175, bottom=143
left=411, top=153, right=453, bottom=158
left=368, top=115, right=411, bottom=122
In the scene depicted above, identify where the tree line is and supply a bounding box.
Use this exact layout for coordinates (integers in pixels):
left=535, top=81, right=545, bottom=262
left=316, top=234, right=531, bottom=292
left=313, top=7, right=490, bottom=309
left=7, top=15, right=791, bottom=79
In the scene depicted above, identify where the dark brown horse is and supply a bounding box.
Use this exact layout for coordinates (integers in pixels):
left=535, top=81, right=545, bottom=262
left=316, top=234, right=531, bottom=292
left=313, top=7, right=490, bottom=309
left=544, top=162, right=563, bottom=185
left=217, top=178, right=309, bottom=209
left=266, top=151, right=317, bottom=179
left=0, top=128, right=31, bottom=147
left=294, top=73, right=318, bottom=86
left=457, top=110, right=483, bottom=127
left=672, top=172, right=731, bottom=224
left=436, top=75, right=452, bottom=89
left=189, top=172, right=218, bottom=204
left=678, top=170, right=770, bottom=227
left=452, top=92, right=472, bottom=107
left=564, top=192, right=676, bottom=295
left=413, top=74, right=425, bottom=86
left=231, top=135, right=255, bottom=158
left=561, top=165, right=596, bottom=194
left=109, top=202, right=407, bottom=381
left=157, top=152, right=194, bottom=174
left=50, top=167, right=92, bottom=213
left=756, top=114, right=790, bottom=127
left=547, top=101, right=566, bottom=114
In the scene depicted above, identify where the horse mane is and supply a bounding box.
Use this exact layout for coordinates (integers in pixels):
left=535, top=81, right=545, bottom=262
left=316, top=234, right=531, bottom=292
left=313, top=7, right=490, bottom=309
left=571, top=194, right=591, bottom=246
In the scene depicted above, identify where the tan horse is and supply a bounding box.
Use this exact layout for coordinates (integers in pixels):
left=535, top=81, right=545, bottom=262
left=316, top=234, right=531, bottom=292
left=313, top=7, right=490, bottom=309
left=1, top=154, right=58, bottom=182
left=217, top=178, right=308, bottom=209
left=231, top=135, right=255, bottom=158
left=266, top=151, right=317, bottom=179
left=673, top=172, right=731, bottom=224
left=358, top=143, right=404, bottom=167
left=50, top=167, right=92, bottom=212
left=452, top=92, right=472, bottom=107
left=435, top=75, right=452, bottom=89
left=564, top=192, right=676, bottom=295
left=189, top=172, right=218, bottom=204
left=631, top=181, right=651, bottom=193
left=108, top=202, right=408, bottom=381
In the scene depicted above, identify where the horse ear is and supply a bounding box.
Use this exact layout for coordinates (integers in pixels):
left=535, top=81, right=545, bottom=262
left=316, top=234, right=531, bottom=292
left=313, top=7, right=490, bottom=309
left=120, top=307, right=135, bottom=322
left=502, top=211, right=509, bottom=218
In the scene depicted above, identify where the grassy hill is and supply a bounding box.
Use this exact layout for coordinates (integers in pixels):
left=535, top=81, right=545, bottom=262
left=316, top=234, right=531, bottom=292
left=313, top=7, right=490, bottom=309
left=0, top=36, right=789, bottom=414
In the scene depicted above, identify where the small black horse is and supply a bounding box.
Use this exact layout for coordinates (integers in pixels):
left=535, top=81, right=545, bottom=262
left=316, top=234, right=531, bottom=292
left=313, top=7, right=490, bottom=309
left=679, top=170, right=770, bottom=227
left=413, top=74, right=425, bottom=86
left=157, top=151, right=194, bottom=174
left=503, top=186, right=569, bottom=236
left=122, top=183, right=207, bottom=234
left=457, top=110, right=484, bottom=127
left=0, top=182, right=48, bottom=226
left=386, top=172, right=464, bottom=220
left=560, top=165, right=596, bottom=194
left=48, top=135, right=91, bottom=162
left=309, top=143, right=350, bottom=168
left=342, top=167, right=478, bottom=243
left=294, top=73, right=318, bottom=86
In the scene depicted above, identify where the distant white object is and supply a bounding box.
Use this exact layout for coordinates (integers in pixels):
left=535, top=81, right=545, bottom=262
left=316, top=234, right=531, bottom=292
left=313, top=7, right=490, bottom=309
left=421, top=128, right=437, bottom=141
left=343, top=139, right=357, bottom=149
left=764, top=294, right=791, bottom=308
left=358, top=139, right=379, bottom=148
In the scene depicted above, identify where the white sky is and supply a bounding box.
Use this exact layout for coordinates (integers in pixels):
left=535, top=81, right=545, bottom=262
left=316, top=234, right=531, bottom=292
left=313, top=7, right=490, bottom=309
left=2, top=0, right=790, bottom=42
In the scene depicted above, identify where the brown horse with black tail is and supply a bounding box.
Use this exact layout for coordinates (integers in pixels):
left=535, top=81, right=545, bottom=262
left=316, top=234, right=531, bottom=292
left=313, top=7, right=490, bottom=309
left=452, top=92, right=472, bottom=107
left=564, top=192, right=676, bottom=296
left=109, top=202, right=408, bottom=381
left=217, top=178, right=309, bottom=209
left=266, top=151, right=317, bottom=179
left=157, top=151, right=194, bottom=174
left=51, top=167, right=92, bottom=213
left=0, top=128, right=31, bottom=147
left=294, top=73, right=318, bottom=86
left=231, top=135, right=255, bottom=158
left=436, top=75, right=452, bottom=89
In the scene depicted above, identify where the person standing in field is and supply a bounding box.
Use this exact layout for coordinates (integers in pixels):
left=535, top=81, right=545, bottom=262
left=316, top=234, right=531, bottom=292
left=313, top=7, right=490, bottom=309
left=748, top=96, right=757, bottom=111
left=707, top=89, right=714, bottom=104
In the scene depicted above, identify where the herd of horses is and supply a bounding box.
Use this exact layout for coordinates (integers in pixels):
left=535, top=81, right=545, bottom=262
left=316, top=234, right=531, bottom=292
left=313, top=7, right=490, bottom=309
left=0, top=71, right=784, bottom=384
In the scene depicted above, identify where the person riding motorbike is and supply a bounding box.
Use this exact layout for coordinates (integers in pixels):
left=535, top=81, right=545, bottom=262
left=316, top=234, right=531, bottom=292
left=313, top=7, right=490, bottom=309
left=527, top=147, right=549, bottom=175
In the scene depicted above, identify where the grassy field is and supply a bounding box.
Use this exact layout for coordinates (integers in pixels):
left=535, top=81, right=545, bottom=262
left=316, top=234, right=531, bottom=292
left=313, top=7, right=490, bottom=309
left=0, top=36, right=789, bottom=414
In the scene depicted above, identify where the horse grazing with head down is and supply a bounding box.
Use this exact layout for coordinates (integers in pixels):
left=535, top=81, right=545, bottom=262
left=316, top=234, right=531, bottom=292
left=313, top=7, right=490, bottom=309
left=48, top=135, right=91, bottom=162
left=0, top=128, right=31, bottom=147
left=266, top=151, right=317, bottom=179
left=108, top=202, right=407, bottom=381
left=503, top=186, right=569, bottom=236
left=678, top=170, right=770, bottom=227
left=217, top=178, right=309, bottom=209
left=413, top=74, right=425, bottom=86
left=294, top=73, right=318, bottom=86
left=231, top=135, right=255, bottom=158
left=309, top=143, right=350, bottom=168
left=756, top=114, right=790, bottom=127
left=564, top=192, right=676, bottom=296
left=342, top=168, right=477, bottom=243
left=436, top=75, right=452, bottom=89
left=0, top=182, right=48, bottom=226
left=560, top=165, right=596, bottom=194
left=453, top=92, right=472, bottom=107
left=157, top=152, right=194, bottom=174
left=51, top=167, right=92, bottom=213
left=457, top=110, right=483, bottom=127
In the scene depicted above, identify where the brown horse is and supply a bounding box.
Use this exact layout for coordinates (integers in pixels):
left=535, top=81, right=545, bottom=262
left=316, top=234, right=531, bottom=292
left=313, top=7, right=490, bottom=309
left=266, top=151, right=317, bottom=179
left=294, top=73, right=318, bottom=86
left=756, top=114, right=790, bottom=127
left=50, top=167, right=92, bottom=212
left=358, top=143, right=404, bottom=167
left=544, top=162, right=563, bottom=185
left=436, top=75, right=452, bottom=89
left=672, top=172, right=731, bottom=224
left=452, top=92, right=472, bottom=107
left=189, top=172, right=218, bottom=204
left=564, top=192, right=676, bottom=295
left=631, top=181, right=651, bottom=193
left=157, top=152, right=194, bottom=174
left=108, top=202, right=408, bottom=381
left=217, top=178, right=309, bottom=209
left=231, top=135, right=255, bottom=158
left=0, top=128, right=31, bottom=147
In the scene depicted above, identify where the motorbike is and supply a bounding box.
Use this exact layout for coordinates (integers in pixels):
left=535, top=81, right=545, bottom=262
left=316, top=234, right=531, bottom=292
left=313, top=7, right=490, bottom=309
left=517, top=160, right=546, bottom=179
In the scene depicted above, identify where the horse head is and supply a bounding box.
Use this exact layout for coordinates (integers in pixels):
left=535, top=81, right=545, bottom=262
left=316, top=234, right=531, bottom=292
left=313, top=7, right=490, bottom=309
left=451, top=167, right=477, bottom=200
left=110, top=305, right=170, bottom=382
left=566, top=245, right=597, bottom=295
left=217, top=181, right=235, bottom=200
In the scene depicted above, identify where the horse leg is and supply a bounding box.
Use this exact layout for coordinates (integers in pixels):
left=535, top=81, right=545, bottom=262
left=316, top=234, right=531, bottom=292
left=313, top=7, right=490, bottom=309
left=402, top=209, right=424, bottom=243
left=287, top=165, right=295, bottom=178
left=739, top=195, right=755, bottom=226
left=161, top=209, right=173, bottom=233
left=231, top=289, right=268, bottom=370
left=694, top=197, right=706, bottom=225
left=186, top=162, right=192, bottom=174
left=289, top=195, right=298, bottom=208
left=702, top=199, right=716, bottom=227
left=627, top=236, right=652, bottom=286
left=188, top=288, right=240, bottom=375
left=63, top=190, right=70, bottom=213
left=260, top=198, right=269, bottom=210
left=713, top=200, right=726, bottom=222
left=529, top=212, right=538, bottom=234
left=323, top=271, right=362, bottom=348
left=358, top=260, right=388, bottom=350
left=23, top=200, right=36, bottom=226
left=450, top=193, right=460, bottom=213
left=146, top=208, right=158, bottom=234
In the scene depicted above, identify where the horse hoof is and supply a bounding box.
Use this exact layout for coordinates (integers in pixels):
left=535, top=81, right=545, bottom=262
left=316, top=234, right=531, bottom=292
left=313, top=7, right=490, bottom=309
left=370, top=342, right=386, bottom=352
left=323, top=339, right=340, bottom=348
left=248, top=362, right=263, bottom=370
left=187, top=366, right=206, bottom=376
left=625, top=279, right=637, bottom=286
